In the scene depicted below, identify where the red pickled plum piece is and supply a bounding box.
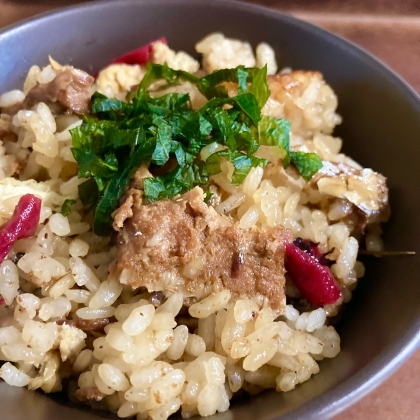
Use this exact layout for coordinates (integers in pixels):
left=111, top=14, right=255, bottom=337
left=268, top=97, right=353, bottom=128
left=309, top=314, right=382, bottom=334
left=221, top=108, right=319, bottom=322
left=293, top=237, right=334, bottom=267
left=112, top=37, right=167, bottom=65
left=0, top=194, right=42, bottom=264
left=285, top=243, right=342, bottom=307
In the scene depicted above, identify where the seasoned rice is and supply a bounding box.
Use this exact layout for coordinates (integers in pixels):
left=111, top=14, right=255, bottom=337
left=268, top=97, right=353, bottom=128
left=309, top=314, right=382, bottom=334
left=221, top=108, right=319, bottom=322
left=0, top=32, right=387, bottom=419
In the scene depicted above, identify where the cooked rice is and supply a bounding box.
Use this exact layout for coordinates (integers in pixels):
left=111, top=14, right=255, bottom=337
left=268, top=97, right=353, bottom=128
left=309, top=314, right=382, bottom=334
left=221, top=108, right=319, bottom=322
left=0, top=32, right=385, bottom=419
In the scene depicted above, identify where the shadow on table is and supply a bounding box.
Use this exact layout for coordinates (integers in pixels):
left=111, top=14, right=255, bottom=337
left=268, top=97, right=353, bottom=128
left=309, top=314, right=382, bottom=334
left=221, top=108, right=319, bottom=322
left=241, top=0, right=420, bottom=15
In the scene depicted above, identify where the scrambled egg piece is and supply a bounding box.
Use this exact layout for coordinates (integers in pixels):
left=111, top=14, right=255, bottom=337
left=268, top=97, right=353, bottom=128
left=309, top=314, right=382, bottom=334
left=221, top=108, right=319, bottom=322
left=0, top=178, right=76, bottom=217
left=96, top=64, right=145, bottom=96
left=195, top=33, right=256, bottom=73
left=151, top=41, right=200, bottom=73
left=195, top=33, right=278, bottom=75
left=58, top=324, right=87, bottom=362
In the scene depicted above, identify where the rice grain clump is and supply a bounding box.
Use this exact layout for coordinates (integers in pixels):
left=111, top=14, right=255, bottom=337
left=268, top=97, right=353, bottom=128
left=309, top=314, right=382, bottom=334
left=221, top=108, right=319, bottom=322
left=74, top=293, right=336, bottom=418
left=0, top=32, right=388, bottom=419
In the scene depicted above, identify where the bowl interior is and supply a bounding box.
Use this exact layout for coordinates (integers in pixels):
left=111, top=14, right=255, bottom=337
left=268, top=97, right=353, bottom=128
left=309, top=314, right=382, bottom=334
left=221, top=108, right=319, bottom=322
left=1, top=1, right=420, bottom=419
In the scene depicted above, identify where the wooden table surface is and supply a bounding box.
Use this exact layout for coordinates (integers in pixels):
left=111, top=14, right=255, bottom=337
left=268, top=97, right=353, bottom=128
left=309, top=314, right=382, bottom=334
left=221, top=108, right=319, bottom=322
left=1, top=0, right=419, bottom=419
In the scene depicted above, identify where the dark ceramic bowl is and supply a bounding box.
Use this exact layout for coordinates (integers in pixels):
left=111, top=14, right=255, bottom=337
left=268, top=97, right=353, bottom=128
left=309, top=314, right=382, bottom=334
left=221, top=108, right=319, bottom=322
left=1, top=1, right=419, bottom=419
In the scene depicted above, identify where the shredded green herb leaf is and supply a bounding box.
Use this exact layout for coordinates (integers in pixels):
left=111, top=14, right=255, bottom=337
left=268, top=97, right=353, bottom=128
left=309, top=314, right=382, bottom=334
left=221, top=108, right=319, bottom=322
left=60, top=199, right=77, bottom=217
left=289, top=151, right=323, bottom=182
left=71, top=63, right=323, bottom=235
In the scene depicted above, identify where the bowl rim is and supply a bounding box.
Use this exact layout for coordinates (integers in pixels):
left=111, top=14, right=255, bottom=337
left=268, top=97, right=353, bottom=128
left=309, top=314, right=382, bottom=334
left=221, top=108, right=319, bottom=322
left=1, top=0, right=420, bottom=418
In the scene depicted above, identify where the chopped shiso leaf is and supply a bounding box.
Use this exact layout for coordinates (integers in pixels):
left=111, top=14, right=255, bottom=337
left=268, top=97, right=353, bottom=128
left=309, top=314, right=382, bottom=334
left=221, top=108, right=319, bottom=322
left=60, top=199, right=77, bottom=217
left=71, top=62, right=323, bottom=235
left=289, top=151, right=323, bottom=182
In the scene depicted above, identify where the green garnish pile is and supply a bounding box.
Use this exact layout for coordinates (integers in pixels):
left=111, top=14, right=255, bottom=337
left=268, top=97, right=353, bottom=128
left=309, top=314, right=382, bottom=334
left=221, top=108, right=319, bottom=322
left=70, top=63, right=322, bottom=235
